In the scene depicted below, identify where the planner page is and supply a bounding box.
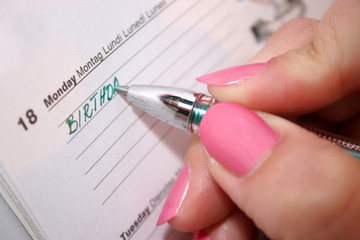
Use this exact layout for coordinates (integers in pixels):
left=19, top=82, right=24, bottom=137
left=0, top=0, right=265, bottom=239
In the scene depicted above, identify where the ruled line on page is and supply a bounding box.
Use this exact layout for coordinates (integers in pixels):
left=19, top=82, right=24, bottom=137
left=59, top=0, right=204, bottom=128
left=73, top=0, right=228, bottom=157
left=51, top=0, right=178, bottom=112
left=101, top=125, right=173, bottom=205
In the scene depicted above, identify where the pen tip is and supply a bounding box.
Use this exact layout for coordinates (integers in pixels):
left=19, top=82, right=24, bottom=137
left=115, top=86, right=129, bottom=97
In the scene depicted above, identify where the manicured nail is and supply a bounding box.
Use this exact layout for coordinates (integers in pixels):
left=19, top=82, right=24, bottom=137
left=199, top=102, right=279, bottom=175
left=193, top=229, right=210, bottom=240
left=157, top=165, right=190, bottom=225
left=196, top=62, right=269, bottom=86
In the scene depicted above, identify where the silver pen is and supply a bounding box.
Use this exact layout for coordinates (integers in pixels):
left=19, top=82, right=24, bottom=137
left=116, top=85, right=214, bottom=134
left=116, top=85, right=360, bottom=160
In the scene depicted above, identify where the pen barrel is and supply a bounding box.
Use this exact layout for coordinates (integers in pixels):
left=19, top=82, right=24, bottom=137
left=125, top=85, right=206, bottom=131
left=302, top=125, right=360, bottom=160
left=123, top=85, right=360, bottom=160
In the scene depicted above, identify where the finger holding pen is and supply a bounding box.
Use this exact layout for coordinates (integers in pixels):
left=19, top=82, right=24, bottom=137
left=155, top=0, right=360, bottom=239
left=199, top=103, right=360, bottom=239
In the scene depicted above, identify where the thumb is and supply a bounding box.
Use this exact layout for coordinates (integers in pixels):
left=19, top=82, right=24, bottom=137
left=198, top=0, right=360, bottom=115
left=199, top=102, right=360, bottom=240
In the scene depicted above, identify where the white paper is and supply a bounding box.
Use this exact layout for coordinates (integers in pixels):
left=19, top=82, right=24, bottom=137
left=0, top=0, right=265, bottom=239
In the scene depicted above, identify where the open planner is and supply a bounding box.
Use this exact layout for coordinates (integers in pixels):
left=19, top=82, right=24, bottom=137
left=0, top=0, right=331, bottom=239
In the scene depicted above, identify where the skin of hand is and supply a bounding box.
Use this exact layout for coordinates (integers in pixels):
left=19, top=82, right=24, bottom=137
left=162, top=0, right=360, bottom=239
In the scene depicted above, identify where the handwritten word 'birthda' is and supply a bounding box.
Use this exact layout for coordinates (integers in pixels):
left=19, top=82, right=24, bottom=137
left=66, top=77, right=119, bottom=135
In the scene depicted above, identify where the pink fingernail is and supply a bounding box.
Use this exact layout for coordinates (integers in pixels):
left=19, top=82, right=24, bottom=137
left=196, top=62, right=269, bottom=86
left=193, top=229, right=210, bottom=240
left=157, top=165, right=190, bottom=225
left=199, top=102, right=279, bottom=175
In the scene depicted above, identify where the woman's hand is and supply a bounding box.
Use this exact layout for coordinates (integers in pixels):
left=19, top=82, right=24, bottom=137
left=157, top=0, right=360, bottom=239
